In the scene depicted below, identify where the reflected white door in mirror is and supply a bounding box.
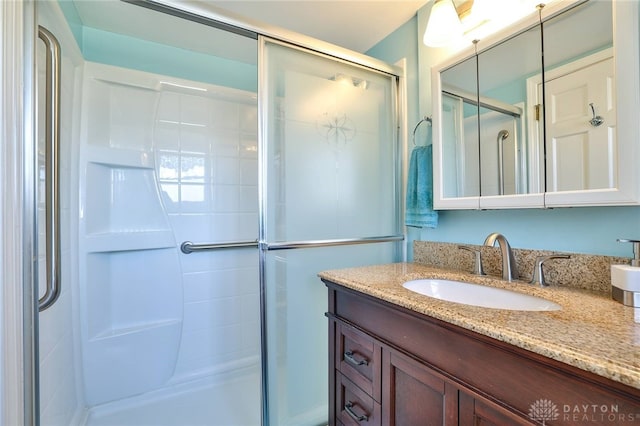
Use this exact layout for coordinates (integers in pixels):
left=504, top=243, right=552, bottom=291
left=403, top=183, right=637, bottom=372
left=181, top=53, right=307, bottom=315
left=431, top=0, right=640, bottom=210
left=544, top=50, right=614, bottom=193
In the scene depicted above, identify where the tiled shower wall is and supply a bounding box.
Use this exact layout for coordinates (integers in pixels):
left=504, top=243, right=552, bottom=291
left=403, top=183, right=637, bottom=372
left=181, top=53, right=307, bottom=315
left=156, top=89, right=261, bottom=380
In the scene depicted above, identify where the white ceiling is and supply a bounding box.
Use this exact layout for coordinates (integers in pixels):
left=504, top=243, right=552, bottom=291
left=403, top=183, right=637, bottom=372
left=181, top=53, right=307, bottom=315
left=210, top=1, right=429, bottom=52
left=71, top=0, right=429, bottom=65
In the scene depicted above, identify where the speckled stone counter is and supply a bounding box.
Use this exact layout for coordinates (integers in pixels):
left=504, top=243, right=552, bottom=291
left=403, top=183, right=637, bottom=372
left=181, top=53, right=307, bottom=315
left=318, top=262, right=640, bottom=390
left=414, top=240, right=631, bottom=294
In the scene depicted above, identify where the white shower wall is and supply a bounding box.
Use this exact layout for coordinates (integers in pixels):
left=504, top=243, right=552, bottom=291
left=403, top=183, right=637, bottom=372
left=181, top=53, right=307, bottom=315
left=77, top=61, right=260, bottom=407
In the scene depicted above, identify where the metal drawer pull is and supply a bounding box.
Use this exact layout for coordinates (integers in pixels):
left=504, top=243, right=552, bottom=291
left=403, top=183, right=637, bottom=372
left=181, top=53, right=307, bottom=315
left=344, top=350, right=369, bottom=367
left=38, top=26, right=61, bottom=312
left=345, top=401, right=369, bottom=422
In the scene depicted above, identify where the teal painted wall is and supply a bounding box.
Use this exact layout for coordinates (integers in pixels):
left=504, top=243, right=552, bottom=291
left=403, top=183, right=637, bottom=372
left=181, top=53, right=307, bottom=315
left=58, top=0, right=83, bottom=51
left=56, top=0, right=256, bottom=92
left=367, top=9, right=640, bottom=259
left=81, top=27, right=257, bottom=92
left=368, top=17, right=420, bottom=145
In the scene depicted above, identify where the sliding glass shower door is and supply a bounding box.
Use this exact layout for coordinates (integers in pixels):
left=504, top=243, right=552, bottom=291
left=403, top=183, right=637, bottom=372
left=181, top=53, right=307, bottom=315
left=260, top=39, right=402, bottom=425
left=36, top=2, right=262, bottom=425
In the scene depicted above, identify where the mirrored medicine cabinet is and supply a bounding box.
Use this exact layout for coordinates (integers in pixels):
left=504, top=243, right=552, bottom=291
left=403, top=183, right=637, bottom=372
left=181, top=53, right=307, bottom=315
left=431, top=0, right=640, bottom=210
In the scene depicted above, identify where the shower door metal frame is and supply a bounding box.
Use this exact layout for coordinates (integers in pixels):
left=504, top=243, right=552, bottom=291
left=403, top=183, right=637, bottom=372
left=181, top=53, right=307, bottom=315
left=2, top=0, right=39, bottom=425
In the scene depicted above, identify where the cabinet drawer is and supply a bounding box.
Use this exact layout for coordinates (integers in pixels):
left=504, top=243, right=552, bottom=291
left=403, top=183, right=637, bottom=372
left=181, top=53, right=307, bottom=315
left=336, top=372, right=381, bottom=426
left=336, top=321, right=382, bottom=401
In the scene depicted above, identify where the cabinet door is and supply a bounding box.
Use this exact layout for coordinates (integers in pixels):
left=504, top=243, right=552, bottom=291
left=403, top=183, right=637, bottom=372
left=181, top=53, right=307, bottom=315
left=382, top=348, right=457, bottom=425
left=459, top=391, right=535, bottom=426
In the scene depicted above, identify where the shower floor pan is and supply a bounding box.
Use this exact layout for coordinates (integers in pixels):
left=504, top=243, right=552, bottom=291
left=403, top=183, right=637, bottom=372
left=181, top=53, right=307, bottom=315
left=83, top=366, right=260, bottom=426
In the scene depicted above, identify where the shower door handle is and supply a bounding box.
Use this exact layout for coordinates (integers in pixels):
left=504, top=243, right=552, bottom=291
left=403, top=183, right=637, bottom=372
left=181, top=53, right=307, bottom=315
left=262, top=235, right=404, bottom=250
left=181, top=235, right=403, bottom=253
left=38, top=26, right=62, bottom=312
left=180, top=240, right=259, bottom=254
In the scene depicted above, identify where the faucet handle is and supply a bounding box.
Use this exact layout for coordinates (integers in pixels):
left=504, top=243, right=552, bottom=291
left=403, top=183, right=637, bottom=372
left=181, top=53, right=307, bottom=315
left=458, top=245, right=485, bottom=276
left=530, top=255, right=570, bottom=287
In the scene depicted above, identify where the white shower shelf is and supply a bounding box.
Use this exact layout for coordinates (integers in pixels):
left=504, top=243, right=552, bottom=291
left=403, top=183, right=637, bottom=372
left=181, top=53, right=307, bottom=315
left=86, top=146, right=154, bottom=169
left=84, top=230, right=176, bottom=253
left=84, top=161, right=170, bottom=235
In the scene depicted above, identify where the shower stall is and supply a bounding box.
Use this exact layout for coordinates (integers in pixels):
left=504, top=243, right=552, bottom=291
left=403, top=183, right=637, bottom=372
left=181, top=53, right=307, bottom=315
left=441, top=90, right=524, bottom=198
left=29, top=1, right=403, bottom=425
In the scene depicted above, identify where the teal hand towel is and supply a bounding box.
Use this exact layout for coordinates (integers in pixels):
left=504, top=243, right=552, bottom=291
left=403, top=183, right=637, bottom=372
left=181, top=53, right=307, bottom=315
left=405, top=145, right=438, bottom=228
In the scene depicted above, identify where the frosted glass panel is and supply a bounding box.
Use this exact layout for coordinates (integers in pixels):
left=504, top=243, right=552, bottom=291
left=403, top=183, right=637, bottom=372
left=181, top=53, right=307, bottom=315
left=264, top=42, right=398, bottom=242
left=264, top=243, right=396, bottom=426
left=262, top=39, right=401, bottom=426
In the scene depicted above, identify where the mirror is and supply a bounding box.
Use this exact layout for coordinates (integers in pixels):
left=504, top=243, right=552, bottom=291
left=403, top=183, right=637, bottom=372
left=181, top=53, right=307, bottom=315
left=541, top=1, right=613, bottom=193
left=477, top=24, right=543, bottom=197
left=432, top=0, right=637, bottom=209
left=440, top=55, right=479, bottom=199
left=437, top=22, right=543, bottom=205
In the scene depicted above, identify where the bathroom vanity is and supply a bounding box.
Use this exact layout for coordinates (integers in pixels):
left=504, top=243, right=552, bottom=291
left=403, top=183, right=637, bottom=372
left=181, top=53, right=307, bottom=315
left=320, top=263, right=640, bottom=425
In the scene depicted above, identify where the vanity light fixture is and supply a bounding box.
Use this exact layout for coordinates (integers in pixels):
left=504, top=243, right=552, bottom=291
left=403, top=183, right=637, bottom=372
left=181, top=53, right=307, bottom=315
left=424, top=0, right=551, bottom=48
left=423, top=0, right=467, bottom=47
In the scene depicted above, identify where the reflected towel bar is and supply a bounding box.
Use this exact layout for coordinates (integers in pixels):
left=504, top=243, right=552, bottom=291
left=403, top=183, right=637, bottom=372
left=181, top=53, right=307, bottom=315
left=442, top=88, right=521, bottom=118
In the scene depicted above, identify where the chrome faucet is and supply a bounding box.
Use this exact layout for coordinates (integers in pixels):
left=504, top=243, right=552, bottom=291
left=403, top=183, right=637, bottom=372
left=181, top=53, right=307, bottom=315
left=483, top=232, right=518, bottom=282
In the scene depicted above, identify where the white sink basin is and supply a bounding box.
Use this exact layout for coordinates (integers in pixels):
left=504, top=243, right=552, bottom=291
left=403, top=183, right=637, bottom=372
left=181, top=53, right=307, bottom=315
left=402, top=279, right=561, bottom=311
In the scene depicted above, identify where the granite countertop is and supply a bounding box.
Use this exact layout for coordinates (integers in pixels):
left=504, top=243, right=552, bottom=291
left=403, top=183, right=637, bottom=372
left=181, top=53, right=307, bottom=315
left=318, top=262, right=640, bottom=390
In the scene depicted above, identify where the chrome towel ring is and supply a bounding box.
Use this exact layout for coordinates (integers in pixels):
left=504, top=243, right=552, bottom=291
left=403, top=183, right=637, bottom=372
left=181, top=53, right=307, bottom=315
left=412, top=115, right=432, bottom=146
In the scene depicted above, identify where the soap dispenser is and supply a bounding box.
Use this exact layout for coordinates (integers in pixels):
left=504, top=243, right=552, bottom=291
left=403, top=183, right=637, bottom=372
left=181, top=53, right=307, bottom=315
left=611, top=238, right=640, bottom=307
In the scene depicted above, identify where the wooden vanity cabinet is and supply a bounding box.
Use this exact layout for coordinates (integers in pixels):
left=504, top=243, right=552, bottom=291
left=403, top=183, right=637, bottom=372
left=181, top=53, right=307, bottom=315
left=332, top=317, right=531, bottom=425
left=325, top=280, right=640, bottom=426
